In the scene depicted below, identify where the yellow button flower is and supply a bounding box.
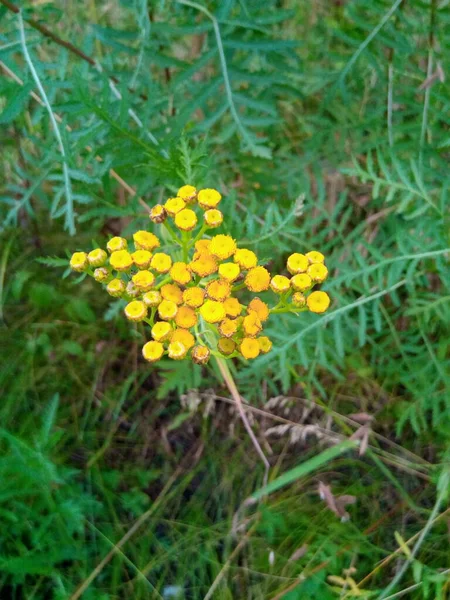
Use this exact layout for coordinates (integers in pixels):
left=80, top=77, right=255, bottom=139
left=218, top=262, right=240, bottom=282
left=132, top=270, right=155, bottom=291
left=151, top=253, right=172, bottom=274
left=217, top=338, right=236, bottom=356
left=161, top=283, right=183, bottom=305
left=124, top=300, right=147, bottom=322
left=143, top=290, right=162, bottom=307
left=248, top=298, right=269, bottom=322
left=219, top=318, right=238, bottom=338
left=240, top=338, right=260, bottom=359
left=142, top=341, right=164, bottom=362
left=70, top=252, right=88, bottom=272
left=207, top=278, right=231, bottom=302
left=245, top=266, right=271, bottom=292
left=131, top=250, right=152, bottom=269
left=152, top=321, right=172, bottom=341
left=287, top=253, right=309, bottom=274
left=200, top=300, right=226, bottom=323
left=133, top=231, right=160, bottom=251
left=106, top=237, right=127, bottom=253
left=175, top=208, right=197, bottom=231
left=175, top=306, right=198, bottom=329
left=223, top=297, right=242, bottom=317
left=192, top=345, right=210, bottom=365
left=308, top=263, right=329, bottom=283
left=306, top=250, right=325, bottom=264
left=209, top=234, right=236, bottom=260
left=204, top=209, right=223, bottom=228
left=291, top=273, right=312, bottom=292
left=126, top=282, right=140, bottom=298
left=165, top=197, right=186, bottom=216
left=177, top=185, right=197, bottom=203
left=234, top=248, right=257, bottom=270
left=292, top=292, right=306, bottom=307
left=106, top=278, right=126, bottom=297
left=158, top=299, right=178, bottom=320
left=307, top=291, right=330, bottom=313
left=189, top=255, right=218, bottom=277
left=243, top=311, right=262, bottom=337
left=171, top=328, right=195, bottom=350
left=110, top=250, right=133, bottom=272
left=168, top=340, right=187, bottom=360
left=194, top=239, right=211, bottom=255
left=94, top=267, right=109, bottom=283
left=170, top=262, right=192, bottom=285
left=270, top=275, right=291, bottom=294
left=258, top=336, right=273, bottom=354
left=183, top=287, right=206, bottom=308
left=150, top=204, right=167, bottom=224
left=88, top=248, right=107, bottom=267
left=198, top=188, right=222, bottom=210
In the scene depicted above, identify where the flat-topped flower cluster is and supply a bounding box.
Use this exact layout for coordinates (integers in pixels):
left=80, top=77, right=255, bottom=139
left=70, top=185, right=331, bottom=364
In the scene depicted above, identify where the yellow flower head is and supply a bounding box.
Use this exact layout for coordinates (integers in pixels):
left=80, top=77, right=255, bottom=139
left=192, top=345, right=210, bottom=365
left=207, top=278, right=231, bottom=302
left=217, top=337, right=236, bottom=356
left=133, top=231, right=160, bottom=251
left=170, top=262, right=192, bottom=286
left=200, top=300, right=226, bottom=323
left=307, top=291, right=330, bottom=314
left=183, top=286, right=206, bottom=308
left=270, top=275, right=291, bottom=294
left=218, top=262, right=240, bottom=282
left=248, top=297, right=269, bottom=322
left=132, top=270, right=155, bottom=291
left=307, top=263, right=329, bottom=283
left=168, top=340, right=187, bottom=360
left=209, top=234, right=236, bottom=260
left=292, top=292, right=306, bottom=307
left=287, top=253, right=309, bottom=274
left=161, top=283, right=183, bottom=305
left=306, top=250, right=325, bottom=264
left=106, top=237, right=127, bottom=253
left=219, top=318, right=238, bottom=338
left=70, top=251, right=88, bottom=272
left=245, top=266, right=271, bottom=292
left=110, top=250, right=133, bottom=272
left=240, top=338, right=260, bottom=359
left=143, top=290, right=162, bottom=307
left=175, top=208, right=198, bottom=232
left=177, top=185, right=197, bottom=203
left=158, top=299, right=178, bottom=321
left=291, top=273, right=312, bottom=292
left=243, top=311, right=262, bottom=337
left=151, top=321, right=172, bottom=342
left=142, top=341, right=164, bottom=363
left=151, top=253, right=172, bottom=274
left=106, top=278, right=126, bottom=297
left=258, top=336, right=273, bottom=354
left=194, top=239, right=211, bottom=256
left=234, top=249, right=257, bottom=270
left=175, top=306, right=198, bottom=329
left=223, top=297, right=242, bottom=318
left=198, top=188, right=222, bottom=210
left=88, top=248, right=107, bottom=267
left=124, top=300, right=147, bottom=322
left=171, top=328, right=195, bottom=350
left=131, top=250, right=152, bottom=269
left=165, top=197, right=186, bottom=217
left=189, top=255, right=218, bottom=278
left=126, top=281, right=140, bottom=298
left=204, top=209, right=223, bottom=228
left=150, top=204, right=167, bottom=224
left=94, top=267, right=110, bottom=283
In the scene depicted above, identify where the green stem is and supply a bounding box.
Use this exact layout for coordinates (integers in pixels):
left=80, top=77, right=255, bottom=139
left=162, top=220, right=182, bottom=246
left=188, top=223, right=208, bottom=248
left=270, top=307, right=308, bottom=315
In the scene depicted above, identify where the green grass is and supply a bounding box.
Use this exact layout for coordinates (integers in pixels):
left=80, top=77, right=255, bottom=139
left=0, top=0, right=449, bottom=598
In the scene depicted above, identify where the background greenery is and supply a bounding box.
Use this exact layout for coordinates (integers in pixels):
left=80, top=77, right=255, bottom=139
left=0, top=0, right=449, bottom=598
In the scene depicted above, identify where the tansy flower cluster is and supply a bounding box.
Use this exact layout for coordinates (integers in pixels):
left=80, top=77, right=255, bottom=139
left=70, top=185, right=331, bottom=365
